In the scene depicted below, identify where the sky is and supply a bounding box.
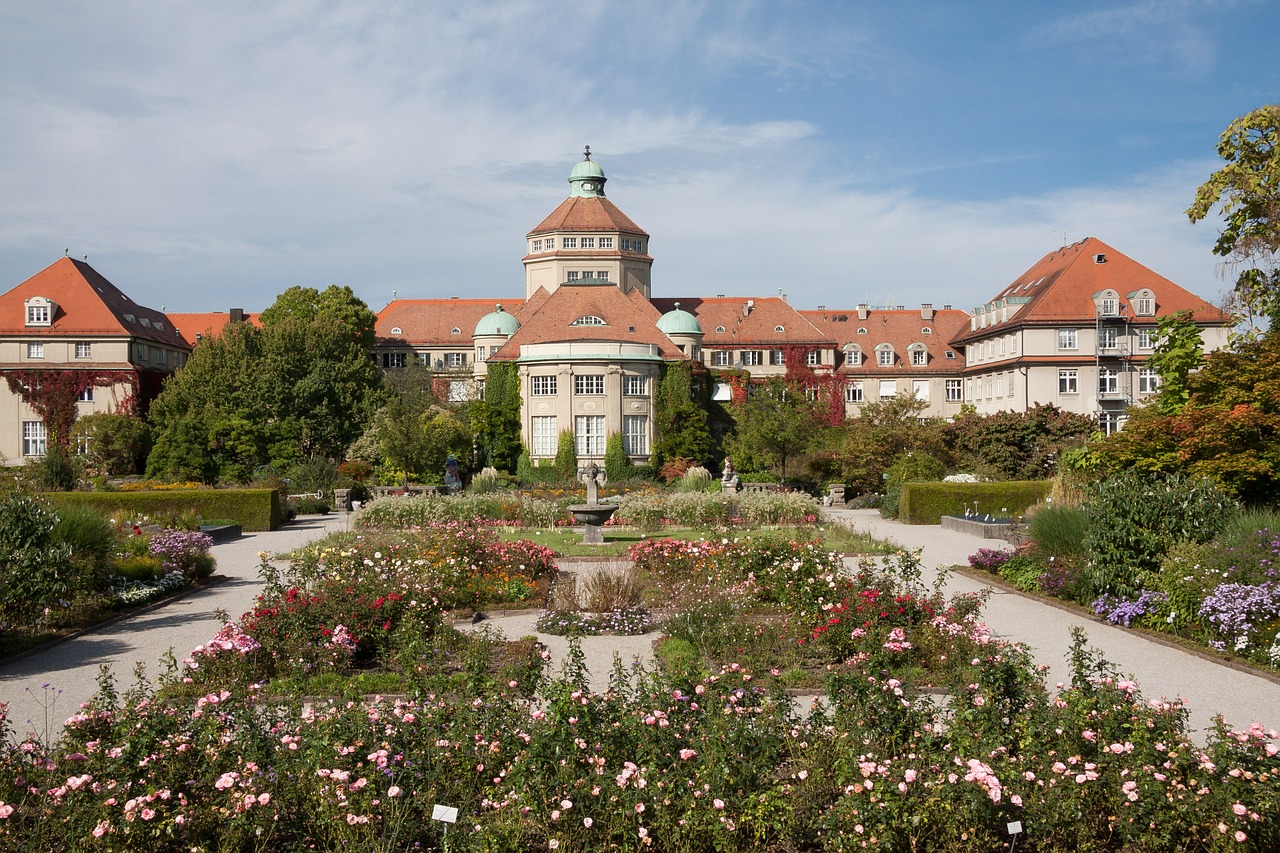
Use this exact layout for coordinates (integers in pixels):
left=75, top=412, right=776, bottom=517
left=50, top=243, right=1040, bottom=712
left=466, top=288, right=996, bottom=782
left=2, top=0, right=1277, bottom=316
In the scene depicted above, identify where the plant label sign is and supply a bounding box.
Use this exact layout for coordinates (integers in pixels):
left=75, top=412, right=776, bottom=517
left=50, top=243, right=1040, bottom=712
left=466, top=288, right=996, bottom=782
left=432, top=804, right=458, bottom=824
left=1007, top=821, right=1023, bottom=835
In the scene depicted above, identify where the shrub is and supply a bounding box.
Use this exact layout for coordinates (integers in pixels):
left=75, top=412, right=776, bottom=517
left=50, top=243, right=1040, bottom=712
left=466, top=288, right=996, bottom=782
left=968, top=547, right=1014, bottom=572
left=674, top=465, right=714, bottom=492
left=1028, top=503, right=1089, bottom=559
left=898, top=480, right=1052, bottom=524
left=879, top=451, right=946, bottom=519
left=354, top=494, right=563, bottom=529
left=288, top=496, right=330, bottom=514
left=22, top=442, right=80, bottom=491
left=49, top=488, right=285, bottom=531
left=553, top=429, right=577, bottom=481
left=999, top=554, right=1046, bottom=592
left=603, top=432, right=631, bottom=484
left=1081, top=471, right=1237, bottom=599
left=110, top=554, right=165, bottom=582
left=467, top=466, right=505, bottom=494
left=50, top=505, right=115, bottom=574
left=149, top=529, right=216, bottom=579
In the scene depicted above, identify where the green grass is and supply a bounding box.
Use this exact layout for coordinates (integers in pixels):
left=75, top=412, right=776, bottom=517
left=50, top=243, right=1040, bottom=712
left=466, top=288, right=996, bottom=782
left=496, top=522, right=895, bottom=557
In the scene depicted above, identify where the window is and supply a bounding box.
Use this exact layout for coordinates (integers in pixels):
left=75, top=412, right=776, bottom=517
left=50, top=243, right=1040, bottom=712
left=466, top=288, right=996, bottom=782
left=1098, top=327, right=1118, bottom=349
left=448, top=380, right=468, bottom=402
left=1134, top=296, right=1154, bottom=316
left=1099, top=412, right=1123, bottom=435
left=75, top=342, right=91, bottom=358
left=711, top=350, right=730, bottom=367
left=446, top=352, right=466, bottom=368
left=1007, top=372, right=1016, bottom=397
left=844, top=345, right=862, bottom=366
left=476, top=380, right=485, bottom=400
left=477, top=347, right=487, bottom=363
left=845, top=382, right=864, bottom=403
left=1099, top=367, right=1119, bottom=395
left=155, top=348, right=167, bottom=365
left=134, top=343, right=148, bottom=361
left=26, top=304, right=51, bottom=325
left=571, top=315, right=607, bottom=326
left=995, top=374, right=1004, bottom=397
left=532, top=239, right=543, bottom=252
left=544, top=238, right=555, bottom=249
left=451, top=327, right=461, bottom=335
left=22, top=421, right=46, bottom=457
left=562, top=237, right=578, bottom=248
left=1139, top=368, right=1160, bottom=394
left=490, top=345, right=501, bottom=358
left=26, top=343, right=43, bottom=358
left=531, top=417, right=558, bottom=457
left=599, top=237, right=613, bottom=248
left=912, top=380, right=929, bottom=400
left=741, top=350, right=762, bottom=366
left=634, top=241, right=644, bottom=252
left=910, top=348, right=927, bottom=366
left=567, top=271, right=580, bottom=281
left=595, top=270, right=609, bottom=280
left=78, top=387, right=93, bottom=402
left=417, top=352, right=430, bottom=366
left=1057, top=329, right=1078, bottom=350
left=623, top=415, right=648, bottom=455
left=382, top=352, right=406, bottom=368
left=877, top=347, right=894, bottom=367
left=945, top=379, right=962, bottom=402
left=623, top=375, right=647, bottom=396
left=574, top=374, right=604, bottom=395
left=998, top=337, right=1006, bottom=356
left=1138, top=328, right=1157, bottom=350
left=878, top=380, right=897, bottom=399
left=1059, top=369, right=1078, bottom=394
left=531, top=376, right=557, bottom=396
left=574, top=415, right=606, bottom=456
left=1099, top=297, right=1118, bottom=316
left=770, top=349, right=785, bottom=366
left=806, top=350, right=821, bottom=366
left=621, top=239, right=631, bottom=251
left=580, top=237, right=595, bottom=248
left=945, top=350, right=956, bottom=359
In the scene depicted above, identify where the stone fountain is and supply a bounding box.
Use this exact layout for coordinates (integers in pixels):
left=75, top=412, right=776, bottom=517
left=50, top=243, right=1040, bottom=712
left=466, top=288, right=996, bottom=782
left=567, top=461, right=617, bottom=545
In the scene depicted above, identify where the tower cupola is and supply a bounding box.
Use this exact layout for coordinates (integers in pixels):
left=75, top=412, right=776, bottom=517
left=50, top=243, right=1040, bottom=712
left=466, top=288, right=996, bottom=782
left=568, top=145, right=607, bottom=198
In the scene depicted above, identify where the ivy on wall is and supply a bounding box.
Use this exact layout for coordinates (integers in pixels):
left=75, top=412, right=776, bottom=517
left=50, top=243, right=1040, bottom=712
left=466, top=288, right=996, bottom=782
left=473, top=361, right=522, bottom=471
left=3, top=369, right=137, bottom=446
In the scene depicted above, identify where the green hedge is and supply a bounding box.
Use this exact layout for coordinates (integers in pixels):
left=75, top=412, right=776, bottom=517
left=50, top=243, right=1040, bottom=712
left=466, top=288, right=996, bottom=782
left=899, top=481, right=1051, bottom=525
left=49, top=489, right=284, bottom=531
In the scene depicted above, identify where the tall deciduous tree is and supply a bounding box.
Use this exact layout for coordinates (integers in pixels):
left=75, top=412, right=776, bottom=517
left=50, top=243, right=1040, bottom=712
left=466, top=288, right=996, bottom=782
left=1187, top=105, right=1280, bottom=333
left=1146, top=311, right=1205, bottom=414
left=725, top=377, right=827, bottom=481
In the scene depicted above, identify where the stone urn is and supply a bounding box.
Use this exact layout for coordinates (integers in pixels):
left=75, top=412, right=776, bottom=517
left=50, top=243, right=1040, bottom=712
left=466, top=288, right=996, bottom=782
left=567, top=503, right=618, bottom=544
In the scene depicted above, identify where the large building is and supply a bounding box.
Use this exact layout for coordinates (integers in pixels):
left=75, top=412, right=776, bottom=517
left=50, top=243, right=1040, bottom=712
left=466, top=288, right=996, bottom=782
left=1, top=150, right=1234, bottom=467
left=0, top=257, right=190, bottom=464
left=371, top=149, right=1232, bottom=462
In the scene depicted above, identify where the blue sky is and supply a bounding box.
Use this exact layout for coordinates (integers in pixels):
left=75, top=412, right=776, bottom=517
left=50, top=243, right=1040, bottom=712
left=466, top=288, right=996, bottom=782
left=1, top=1, right=1276, bottom=315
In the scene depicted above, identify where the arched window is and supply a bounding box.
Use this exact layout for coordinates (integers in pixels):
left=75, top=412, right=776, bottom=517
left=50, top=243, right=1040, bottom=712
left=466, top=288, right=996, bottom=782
left=907, top=342, right=928, bottom=367
left=570, top=315, right=607, bottom=326
left=842, top=343, right=862, bottom=366
left=875, top=343, right=895, bottom=367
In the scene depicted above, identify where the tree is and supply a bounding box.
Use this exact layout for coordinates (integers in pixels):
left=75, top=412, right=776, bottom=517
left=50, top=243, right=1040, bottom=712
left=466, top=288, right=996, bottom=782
left=259, top=284, right=379, bottom=350
left=1187, top=105, right=1280, bottom=333
left=833, top=395, right=947, bottom=493
left=724, top=378, right=827, bottom=481
left=376, top=399, right=468, bottom=486
left=69, top=413, right=152, bottom=475
left=943, top=404, right=1095, bottom=480
left=471, top=362, right=522, bottom=472
left=1146, top=311, right=1204, bottom=414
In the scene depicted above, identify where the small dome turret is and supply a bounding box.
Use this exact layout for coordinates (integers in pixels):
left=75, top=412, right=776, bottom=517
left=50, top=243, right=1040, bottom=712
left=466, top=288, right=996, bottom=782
left=656, top=302, right=702, bottom=336
left=568, top=145, right=607, bottom=198
left=474, top=304, right=520, bottom=337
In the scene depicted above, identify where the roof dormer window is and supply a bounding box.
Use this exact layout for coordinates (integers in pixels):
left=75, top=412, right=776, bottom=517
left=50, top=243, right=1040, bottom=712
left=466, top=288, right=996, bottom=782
left=774, top=325, right=785, bottom=332
left=391, top=327, right=403, bottom=335
left=571, top=315, right=607, bottom=326
left=124, top=313, right=136, bottom=324
left=24, top=296, right=55, bottom=327
left=1129, top=288, right=1156, bottom=316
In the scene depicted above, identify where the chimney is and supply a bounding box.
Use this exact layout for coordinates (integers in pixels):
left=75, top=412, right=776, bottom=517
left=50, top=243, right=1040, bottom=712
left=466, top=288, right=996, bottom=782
left=943, top=304, right=951, bottom=310
left=743, top=300, right=754, bottom=316
left=920, top=303, right=934, bottom=321
left=229, top=308, right=245, bottom=324
left=857, top=303, right=869, bottom=320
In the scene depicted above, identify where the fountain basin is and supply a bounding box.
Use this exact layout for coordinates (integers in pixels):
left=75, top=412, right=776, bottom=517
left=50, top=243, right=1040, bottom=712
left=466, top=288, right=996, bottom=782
left=567, top=504, right=619, bottom=526
left=941, top=515, right=1017, bottom=539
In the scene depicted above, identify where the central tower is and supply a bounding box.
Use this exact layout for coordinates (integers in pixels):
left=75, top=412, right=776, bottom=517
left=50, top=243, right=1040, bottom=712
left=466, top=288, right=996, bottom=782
left=523, top=146, right=653, bottom=301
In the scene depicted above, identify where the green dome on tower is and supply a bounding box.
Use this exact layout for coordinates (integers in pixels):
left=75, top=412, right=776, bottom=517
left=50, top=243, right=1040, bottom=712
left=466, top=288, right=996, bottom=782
left=656, top=303, right=702, bottom=336
left=568, top=145, right=607, bottom=198
left=474, top=304, right=520, bottom=337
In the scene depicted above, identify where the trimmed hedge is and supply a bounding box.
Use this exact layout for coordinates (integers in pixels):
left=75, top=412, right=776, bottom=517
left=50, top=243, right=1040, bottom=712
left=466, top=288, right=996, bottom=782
left=899, top=480, right=1051, bottom=525
left=49, top=489, right=284, bottom=531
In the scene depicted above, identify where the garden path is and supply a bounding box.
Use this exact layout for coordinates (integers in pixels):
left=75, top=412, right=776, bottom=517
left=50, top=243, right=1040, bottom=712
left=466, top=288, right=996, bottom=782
left=825, top=507, right=1280, bottom=738
left=0, top=514, right=350, bottom=742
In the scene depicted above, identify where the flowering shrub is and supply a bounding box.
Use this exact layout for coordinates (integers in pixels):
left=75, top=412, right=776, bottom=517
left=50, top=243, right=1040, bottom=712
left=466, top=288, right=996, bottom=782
left=353, top=494, right=564, bottom=529
left=536, top=607, right=657, bottom=636
left=111, top=570, right=185, bottom=607
left=968, top=547, right=1014, bottom=572
left=1092, top=590, right=1169, bottom=627
left=1200, top=581, right=1280, bottom=654
left=148, top=529, right=215, bottom=578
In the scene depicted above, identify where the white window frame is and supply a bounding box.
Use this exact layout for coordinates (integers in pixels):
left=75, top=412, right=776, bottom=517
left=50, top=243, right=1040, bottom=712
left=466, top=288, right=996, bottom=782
left=22, top=421, right=47, bottom=457
left=711, top=350, right=730, bottom=367
left=912, top=379, right=929, bottom=400
left=574, top=415, right=606, bottom=456
left=770, top=349, right=785, bottom=366
left=27, top=342, right=44, bottom=359
left=574, top=374, right=604, bottom=395
left=599, top=237, right=614, bottom=248
left=1134, top=296, right=1154, bottom=316
left=877, top=347, right=894, bottom=367
left=623, top=415, right=648, bottom=456
left=75, top=342, right=92, bottom=358
left=446, top=352, right=466, bottom=368
left=1099, top=297, right=1118, bottom=316
left=1057, top=329, right=1078, bottom=350
left=1099, top=367, right=1120, bottom=395
left=805, top=349, right=821, bottom=366
left=910, top=347, right=927, bottom=366
left=78, top=386, right=94, bottom=402
left=531, top=416, right=558, bottom=457
left=1139, top=368, right=1160, bottom=394
left=383, top=352, right=406, bottom=368
left=1059, top=369, right=1078, bottom=394
left=1138, top=328, right=1157, bottom=350
left=566, top=271, right=580, bottom=281
left=878, top=379, right=897, bottom=399
left=945, top=379, right=962, bottom=402
left=845, top=381, right=864, bottom=403
left=155, top=348, right=167, bottom=365
left=562, top=237, right=578, bottom=248
left=1098, top=327, right=1118, bottom=349
left=25, top=303, right=51, bottom=326
left=580, top=237, right=595, bottom=248
left=134, top=343, right=148, bottom=361
left=531, top=376, right=557, bottom=396
left=623, top=375, right=647, bottom=396
left=741, top=350, right=762, bottom=366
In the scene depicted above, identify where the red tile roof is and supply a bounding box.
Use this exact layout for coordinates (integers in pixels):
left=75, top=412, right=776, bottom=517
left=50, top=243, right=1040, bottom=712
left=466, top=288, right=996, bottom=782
left=375, top=298, right=524, bottom=346
left=0, top=257, right=190, bottom=349
left=528, top=196, right=649, bottom=236
left=800, top=307, right=970, bottom=374
left=651, top=297, right=831, bottom=346
left=168, top=311, right=262, bottom=347
left=951, top=237, right=1230, bottom=345
left=492, top=282, right=685, bottom=360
